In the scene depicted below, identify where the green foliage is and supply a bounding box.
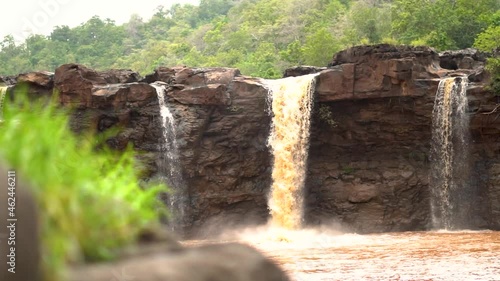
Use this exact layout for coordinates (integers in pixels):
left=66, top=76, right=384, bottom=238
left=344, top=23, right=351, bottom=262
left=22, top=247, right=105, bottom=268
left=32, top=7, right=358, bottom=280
left=391, top=0, right=500, bottom=50
left=236, top=42, right=281, bottom=78
left=1, top=0, right=500, bottom=77
left=474, top=25, right=500, bottom=53
left=474, top=11, right=500, bottom=95
left=302, top=26, right=341, bottom=66
left=0, top=92, right=167, bottom=281
left=484, top=58, right=500, bottom=95
left=339, top=1, right=392, bottom=46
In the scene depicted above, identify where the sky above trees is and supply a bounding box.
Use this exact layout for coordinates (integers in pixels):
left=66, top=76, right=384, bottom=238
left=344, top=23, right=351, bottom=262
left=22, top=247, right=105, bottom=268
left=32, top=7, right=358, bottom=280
left=0, top=0, right=499, bottom=80
left=1, top=0, right=198, bottom=43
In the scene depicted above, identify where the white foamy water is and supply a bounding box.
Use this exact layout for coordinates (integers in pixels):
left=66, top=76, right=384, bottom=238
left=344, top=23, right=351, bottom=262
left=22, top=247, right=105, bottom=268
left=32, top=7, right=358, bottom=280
left=151, top=82, right=185, bottom=231
left=262, top=74, right=318, bottom=229
left=185, top=229, right=500, bottom=281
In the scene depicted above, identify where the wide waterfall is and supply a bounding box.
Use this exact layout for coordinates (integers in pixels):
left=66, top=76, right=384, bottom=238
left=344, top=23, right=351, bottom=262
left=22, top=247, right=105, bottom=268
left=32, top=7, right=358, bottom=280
left=0, top=86, right=8, bottom=122
left=263, top=74, right=318, bottom=230
left=430, top=76, right=470, bottom=230
left=151, top=82, right=185, bottom=231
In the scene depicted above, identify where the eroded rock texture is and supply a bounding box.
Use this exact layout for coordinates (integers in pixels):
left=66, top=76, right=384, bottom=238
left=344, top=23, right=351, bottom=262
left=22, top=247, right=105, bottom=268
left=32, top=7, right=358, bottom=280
left=302, top=44, right=498, bottom=232
left=51, top=65, right=272, bottom=233
left=7, top=44, right=500, bottom=234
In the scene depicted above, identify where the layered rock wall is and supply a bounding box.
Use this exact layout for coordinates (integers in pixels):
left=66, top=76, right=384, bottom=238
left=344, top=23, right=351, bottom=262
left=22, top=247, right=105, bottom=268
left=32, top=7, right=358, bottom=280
left=2, top=44, right=499, bottom=234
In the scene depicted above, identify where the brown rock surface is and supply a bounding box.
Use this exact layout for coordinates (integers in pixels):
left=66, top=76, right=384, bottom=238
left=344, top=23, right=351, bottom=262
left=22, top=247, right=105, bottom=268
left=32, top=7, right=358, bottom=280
left=6, top=44, right=500, bottom=234
left=70, top=243, right=289, bottom=281
left=17, top=71, right=54, bottom=88
left=99, top=69, right=142, bottom=83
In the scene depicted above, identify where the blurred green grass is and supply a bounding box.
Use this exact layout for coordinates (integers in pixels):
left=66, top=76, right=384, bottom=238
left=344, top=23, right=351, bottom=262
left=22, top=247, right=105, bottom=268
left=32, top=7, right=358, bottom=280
left=0, top=90, right=167, bottom=281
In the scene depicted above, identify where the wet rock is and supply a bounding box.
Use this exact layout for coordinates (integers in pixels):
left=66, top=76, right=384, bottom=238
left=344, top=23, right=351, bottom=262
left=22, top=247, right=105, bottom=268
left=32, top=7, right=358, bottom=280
left=347, top=184, right=378, bottom=203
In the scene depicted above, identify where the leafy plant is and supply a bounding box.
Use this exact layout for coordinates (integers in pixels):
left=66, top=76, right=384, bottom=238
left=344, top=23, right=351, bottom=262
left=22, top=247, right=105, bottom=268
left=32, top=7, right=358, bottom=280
left=318, top=104, right=337, bottom=128
left=0, top=92, right=167, bottom=281
left=474, top=16, right=500, bottom=95
left=342, top=166, right=355, bottom=175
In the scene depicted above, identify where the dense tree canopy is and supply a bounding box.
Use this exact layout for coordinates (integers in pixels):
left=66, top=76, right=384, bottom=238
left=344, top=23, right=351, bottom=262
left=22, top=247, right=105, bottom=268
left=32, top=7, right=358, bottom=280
left=0, top=0, right=499, bottom=79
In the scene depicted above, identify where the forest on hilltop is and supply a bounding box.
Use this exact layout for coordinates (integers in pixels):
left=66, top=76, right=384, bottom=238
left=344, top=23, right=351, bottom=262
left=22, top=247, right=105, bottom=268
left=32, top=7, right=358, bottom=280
left=0, top=0, right=499, bottom=78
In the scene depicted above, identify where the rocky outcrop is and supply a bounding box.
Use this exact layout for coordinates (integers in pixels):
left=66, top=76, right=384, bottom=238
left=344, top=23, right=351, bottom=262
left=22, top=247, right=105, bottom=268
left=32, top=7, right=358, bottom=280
left=0, top=75, right=16, bottom=86
left=147, top=67, right=272, bottom=231
left=70, top=242, right=289, bottom=281
left=49, top=64, right=273, bottom=232
left=439, top=48, right=487, bottom=70
left=6, top=44, right=500, bottom=234
left=303, top=44, right=499, bottom=232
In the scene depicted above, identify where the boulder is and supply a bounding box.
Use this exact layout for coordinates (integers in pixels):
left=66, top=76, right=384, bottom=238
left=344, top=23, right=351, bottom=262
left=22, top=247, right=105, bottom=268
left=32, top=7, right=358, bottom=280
left=70, top=243, right=289, bottom=281
left=99, top=69, right=142, bottom=84
left=17, top=71, right=54, bottom=88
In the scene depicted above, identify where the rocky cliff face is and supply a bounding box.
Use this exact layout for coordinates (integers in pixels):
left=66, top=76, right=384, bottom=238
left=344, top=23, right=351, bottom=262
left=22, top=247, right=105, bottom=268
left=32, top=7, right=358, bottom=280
left=3, top=44, right=499, bottom=234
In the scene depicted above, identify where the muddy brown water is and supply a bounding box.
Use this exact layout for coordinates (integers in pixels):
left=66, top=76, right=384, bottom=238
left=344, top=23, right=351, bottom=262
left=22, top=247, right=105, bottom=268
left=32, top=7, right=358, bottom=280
left=184, top=229, right=500, bottom=281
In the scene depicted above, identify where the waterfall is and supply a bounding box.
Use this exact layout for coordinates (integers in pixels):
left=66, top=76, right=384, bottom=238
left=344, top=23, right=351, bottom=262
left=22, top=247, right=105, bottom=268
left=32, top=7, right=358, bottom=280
left=430, top=76, right=470, bottom=230
left=263, top=74, right=318, bottom=229
left=0, top=86, right=8, bottom=123
left=151, top=82, right=185, bottom=232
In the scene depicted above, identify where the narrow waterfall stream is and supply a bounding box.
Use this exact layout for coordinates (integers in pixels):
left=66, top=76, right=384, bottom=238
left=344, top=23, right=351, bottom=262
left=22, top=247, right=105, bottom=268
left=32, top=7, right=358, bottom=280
left=430, top=77, right=471, bottom=230
left=263, top=74, right=318, bottom=230
left=151, top=82, right=186, bottom=231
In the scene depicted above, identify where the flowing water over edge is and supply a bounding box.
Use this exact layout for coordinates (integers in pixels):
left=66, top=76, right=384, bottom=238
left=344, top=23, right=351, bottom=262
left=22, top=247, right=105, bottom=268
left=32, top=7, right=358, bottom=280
left=151, top=82, right=186, bottom=232
left=430, top=77, right=471, bottom=230
left=262, top=74, right=318, bottom=229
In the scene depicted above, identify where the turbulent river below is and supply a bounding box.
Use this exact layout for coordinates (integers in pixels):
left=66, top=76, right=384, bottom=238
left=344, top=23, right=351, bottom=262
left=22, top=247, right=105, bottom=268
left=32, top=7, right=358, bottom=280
left=184, top=229, right=500, bottom=281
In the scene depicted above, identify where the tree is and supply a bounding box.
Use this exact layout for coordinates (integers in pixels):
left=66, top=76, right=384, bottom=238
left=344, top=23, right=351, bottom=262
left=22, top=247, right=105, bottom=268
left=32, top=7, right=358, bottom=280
left=474, top=11, right=500, bottom=95
left=339, top=0, right=392, bottom=45
left=198, top=0, right=235, bottom=23
left=302, top=26, right=341, bottom=66
left=391, top=0, right=500, bottom=50
left=1, top=0, right=499, bottom=78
